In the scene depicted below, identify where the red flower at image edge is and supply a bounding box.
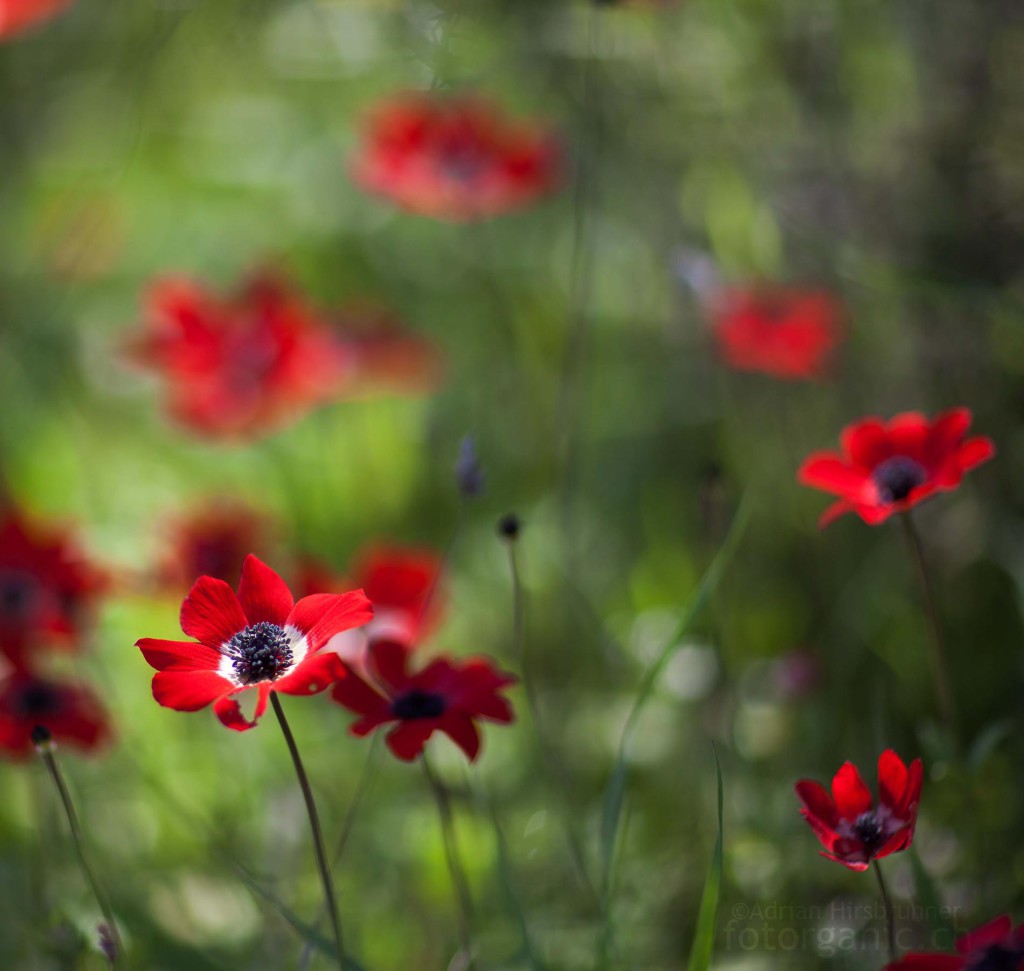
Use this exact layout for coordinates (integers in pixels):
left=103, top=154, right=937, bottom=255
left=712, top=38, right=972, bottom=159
left=798, top=409, right=995, bottom=527
left=795, top=749, right=922, bottom=871
left=0, top=671, right=109, bottom=759
left=885, top=915, right=1024, bottom=970
left=0, top=0, right=73, bottom=39
left=710, top=286, right=843, bottom=380
left=0, top=508, right=105, bottom=667
left=137, top=555, right=372, bottom=731
left=351, top=92, right=561, bottom=221
left=331, top=640, right=516, bottom=761
left=131, top=273, right=352, bottom=438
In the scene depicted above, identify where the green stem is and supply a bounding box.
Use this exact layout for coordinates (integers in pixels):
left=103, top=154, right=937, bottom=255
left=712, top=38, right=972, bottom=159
left=422, top=755, right=474, bottom=967
left=900, top=513, right=956, bottom=733
left=873, top=860, right=897, bottom=963
left=35, top=737, right=122, bottom=967
left=270, top=693, right=345, bottom=971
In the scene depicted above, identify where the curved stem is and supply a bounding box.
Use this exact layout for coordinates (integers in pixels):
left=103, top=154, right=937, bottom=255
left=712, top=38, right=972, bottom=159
left=900, top=513, right=956, bottom=734
left=270, top=692, right=345, bottom=971
left=873, top=860, right=897, bottom=963
left=37, top=742, right=122, bottom=966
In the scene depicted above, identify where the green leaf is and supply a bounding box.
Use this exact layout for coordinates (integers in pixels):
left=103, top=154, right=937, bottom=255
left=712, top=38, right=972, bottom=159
left=687, top=748, right=724, bottom=971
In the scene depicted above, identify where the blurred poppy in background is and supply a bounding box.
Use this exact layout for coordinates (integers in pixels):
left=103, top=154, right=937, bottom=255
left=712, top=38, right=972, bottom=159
left=351, top=92, right=561, bottom=221
left=0, top=0, right=72, bottom=40
left=0, top=671, right=109, bottom=759
left=884, top=914, right=1024, bottom=970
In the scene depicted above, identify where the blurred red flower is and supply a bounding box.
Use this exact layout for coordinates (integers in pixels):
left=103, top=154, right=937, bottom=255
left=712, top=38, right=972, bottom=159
left=137, top=554, right=372, bottom=732
left=710, top=286, right=843, bottom=380
left=331, top=639, right=515, bottom=761
left=0, top=509, right=105, bottom=668
left=798, top=408, right=995, bottom=527
left=351, top=92, right=561, bottom=221
left=795, top=749, right=922, bottom=871
left=0, top=0, right=72, bottom=40
left=0, top=671, right=109, bottom=759
left=885, top=916, right=1024, bottom=970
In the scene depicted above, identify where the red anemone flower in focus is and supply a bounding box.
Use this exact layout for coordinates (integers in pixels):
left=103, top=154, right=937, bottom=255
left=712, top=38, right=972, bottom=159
left=130, top=273, right=351, bottom=438
left=885, top=916, right=1024, bottom=970
left=798, top=409, right=995, bottom=528
left=710, top=286, right=843, bottom=380
left=0, top=0, right=73, bottom=40
left=331, top=640, right=516, bottom=761
left=137, top=555, right=372, bottom=731
left=0, top=509, right=105, bottom=667
left=795, top=749, right=922, bottom=871
left=351, top=92, right=561, bottom=221
left=0, top=671, right=109, bottom=759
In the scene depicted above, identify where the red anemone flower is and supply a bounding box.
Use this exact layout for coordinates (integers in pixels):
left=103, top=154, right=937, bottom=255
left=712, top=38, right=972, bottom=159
left=137, top=555, right=372, bottom=732
left=130, top=272, right=351, bottom=438
left=0, top=671, right=109, bottom=759
left=331, top=640, right=516, bottom=761
left=885, top=915, right=1024, bottom=970
left=0, top=0, right=73, bottom=40
left=798, top=409, right=995, bottom=527
left=710, top=285, right=843, bottom=380
left=0, top=509, right=105, bottom=667
left=351, top=92, right=561, bottom=221
left=795, top=749, right=922, bottom=871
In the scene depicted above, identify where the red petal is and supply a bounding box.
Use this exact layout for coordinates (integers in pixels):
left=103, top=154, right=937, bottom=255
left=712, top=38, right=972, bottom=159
left=899, top=758, right=923, bottom=819
left=818, top=500, right=857, bottom=528
left=180, top=576, right=247, bottom=648
left=885, top=413, right=931, bottom=462
left=288, top=590, right=374, bottom=651
left=370, top=639, right=412, bottom=691
left=386, top=719, right=436, bottom=760
left=954, top=436, right=995, bottom=472
left=213, top=685, right=269, bottom=732
left=795, top=779, right=840, bottom=829
left=841, top=419, right=890, bottom=468
left=925, top=408, right=971, bottom=463
left=883, top=956, right=962, bottom=970
left=275, top=651, right=346, bottom=696
left=238, top=554, right=294, bottom=626
left=818, top=850, right=870, bottom=872
left=441, top=711, right=481, bottom=761
left=152, top=670, right=234, bottom=712
left=956, top=915, right=1013, bottom=956
left=137, top=638, right=222, bottom=672
left=331, top=670, right=391, bottom=718
left=876, top=749, right=909, bottom=811
left=798, top=455, right=866, bottom=496
left=831, top=761, right=872, bottom=817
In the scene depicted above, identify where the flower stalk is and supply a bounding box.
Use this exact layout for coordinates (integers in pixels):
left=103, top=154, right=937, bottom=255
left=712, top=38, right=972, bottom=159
left=873, top=859, right=897, bottom=963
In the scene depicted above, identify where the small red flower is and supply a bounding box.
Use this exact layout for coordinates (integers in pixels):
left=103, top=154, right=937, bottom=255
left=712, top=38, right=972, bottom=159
left=885, top=915, right=1024, bottom=970
left=0, top=671, right=110, bottom=759
left=710, top=285, right=843, bottom=380
left=351, top=92, right=561, bottom=221
left=137, top=555, right=372, bottom=732
left=331, top=640, right=516, bottom=761
left=798, top=409, right=995, bottom=527
left=130, top=273, right=351, bottom=438
left=795, top=749, right=922, bottom=871
left=0, top=0, right=73, bottom=40
left=0, top=508, right=105, bottom=667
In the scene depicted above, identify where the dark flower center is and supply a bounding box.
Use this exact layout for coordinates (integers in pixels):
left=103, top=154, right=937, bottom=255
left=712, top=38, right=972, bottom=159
left=391, top=689, right=447, bottom=720
left=966, top=944, right=1024, bottom=971
left=872, top=456, right=928, bottom=504
left=852, top=811, right=884, bottom=849
left=9, top=681, right=63, bottom=719
left=0, top=570, right=38, bottom=621
left=225, top=622, right=294, bottom=685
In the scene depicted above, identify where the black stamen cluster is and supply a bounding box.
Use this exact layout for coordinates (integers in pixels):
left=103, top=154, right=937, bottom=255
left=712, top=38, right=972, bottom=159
left=226, top=622, right=294, bottom=685
left=872, top=456, right=928, bottom=504
left=13, top=682, right=62, bottom=718
left=0, top=571, right=36, bottom=619
left=852, top=811, right=883, bottom=849
left=392, top=690, right=447, bottom=720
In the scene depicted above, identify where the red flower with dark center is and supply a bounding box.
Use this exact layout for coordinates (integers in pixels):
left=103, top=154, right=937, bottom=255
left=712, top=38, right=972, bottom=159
left=351, top=92, right=561, bottom=221
left=137, top=555, right=372, bottom=731
left=0, top=671, right=109, bottom=759
left=0, top=0, right=73, bottom=40
left=795, top=749, right=922, bottom=871
left=885, top=916, right=1024, bottom=970
left=130, top=273, right=353, bottom=438
left=0, top=509, right=105, bottom=667
left=710, top=286, right=843, bottom=380
left=330, top=640, right=516, bottom=761
left=798, top=409, right=995, bottom=527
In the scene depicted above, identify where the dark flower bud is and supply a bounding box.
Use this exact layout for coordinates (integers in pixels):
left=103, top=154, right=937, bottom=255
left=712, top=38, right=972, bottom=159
left=455, top=435, right=485, bottom=498
left=98, top=923, right=118, bottom=963
left=31, top=724, right=53, bottom=748
left=497, top=514, right=520, bottom=540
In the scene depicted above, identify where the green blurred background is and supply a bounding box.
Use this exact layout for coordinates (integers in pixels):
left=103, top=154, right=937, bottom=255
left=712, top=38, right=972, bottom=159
left=1, top=0, right=1022, bottom=968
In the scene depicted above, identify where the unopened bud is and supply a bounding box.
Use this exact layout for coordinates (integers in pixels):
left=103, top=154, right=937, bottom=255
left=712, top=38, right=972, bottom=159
left=497, top=514, right=520, bottom=541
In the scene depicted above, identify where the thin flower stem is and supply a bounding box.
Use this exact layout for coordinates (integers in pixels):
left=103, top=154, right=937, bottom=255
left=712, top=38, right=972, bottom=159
left=873, top=860, right=897, bottom=963
left=422, top=754, right=475, bottom=967
left=35, top=739, right=122, bottom=967
left=900, top=513, right=957, bottom=734
left=270, top=692, right=346, bottom=971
